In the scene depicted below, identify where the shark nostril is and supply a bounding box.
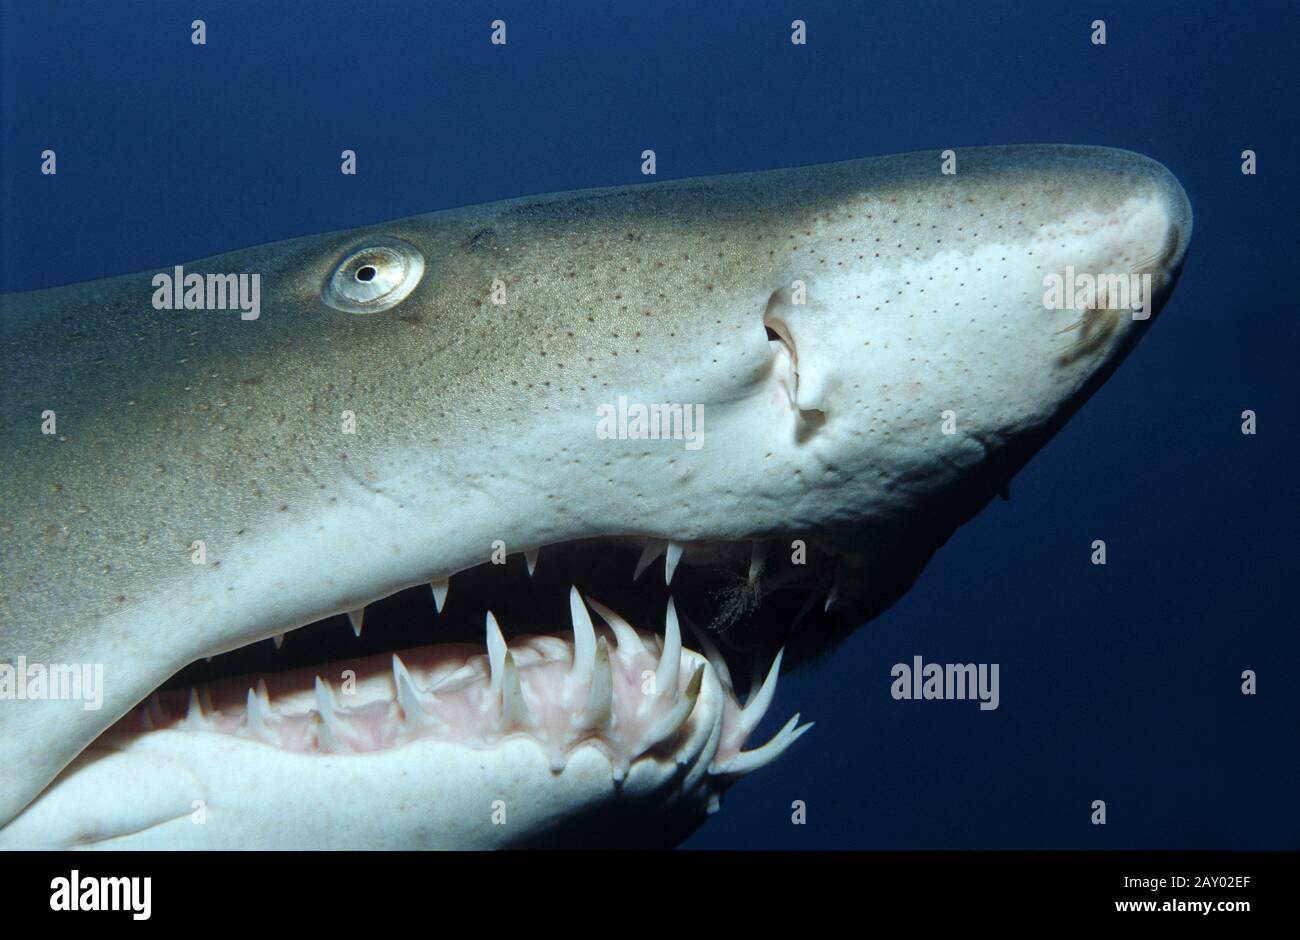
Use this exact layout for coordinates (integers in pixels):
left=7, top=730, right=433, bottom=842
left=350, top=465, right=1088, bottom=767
left=763, top=294, right=830, bottom=420
left=762, top=308, right=798, bottom=367
left=762, top=299, right=809, bottom=417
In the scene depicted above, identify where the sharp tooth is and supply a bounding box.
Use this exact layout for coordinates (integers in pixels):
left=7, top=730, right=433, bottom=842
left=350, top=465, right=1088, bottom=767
left=711, top=713, right=813, bottom=777
left=347, top=607, right=365, bottom=637
left=684, top=620, right=733, bottom=692
left=312, top=712, right=343, bottom=753
left=681, top=700, right=724, bottom=793
left=524, top=548, right=539, bottom=576
left=633, top=538, right=666, bottom=581
left=584, top=595, right=646, bottom=657
left=313, top=676, right=348, bottom=750
left=655, top=597, right=682, bottom=699
left=824, top=566, right=841, bottom=612
left=430, top=579, right=449, bottom=613
left=739, top=648, right=784, bottom=738
left=245, top=688, right=261, bottom=722
left=748, top=540, right=767, bottom=585
left=255, top=679, right=272, bottom=710
left=500, top=651, right=532, bottom=728
left=574, top=637, right=612, bottom=731
left=313, top=677, right=336, bottom=715
left=272, top=633, right=285, bottom=650
left=199, top=688, right=215, bottom=714
left=392, top=654, right=433, bottom=724
left=664, top=540, right=684, bottom=585
left=245, top=687, right=276, bottom=742
left=186, top=688, right=204, bottom=724
left=485, top=611, right=507, bottom=706
left=640, top=664, right=702, bottom=750
left=568, top=586, right=596, bottom=688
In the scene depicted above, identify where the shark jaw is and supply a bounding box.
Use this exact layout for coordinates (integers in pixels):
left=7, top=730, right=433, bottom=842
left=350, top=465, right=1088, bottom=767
left=2, top=543, right=828, bottom=849
left=0, top=145, right=1192, bottom=846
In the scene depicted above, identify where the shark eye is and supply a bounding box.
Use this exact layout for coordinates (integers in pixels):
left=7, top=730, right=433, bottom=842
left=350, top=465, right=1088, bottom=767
left=322, top=237, right=426, bottom=313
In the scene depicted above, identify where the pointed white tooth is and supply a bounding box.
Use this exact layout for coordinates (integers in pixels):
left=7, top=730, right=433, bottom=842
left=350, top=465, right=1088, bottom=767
left=655, top=598, right=683, bottom=699
left=711, top=714, right=813, bottom=777
left=739, top=648, right=784, bottom=738
left=633, top=538, right=666, bottom=581
left=685, top=620, right=733, bottom=692
left=664, top=540, right=684, bottom=585
left=255, top=678, right=272, bottom=711
left=245, top=687, right=276, bottom=742
left=524, top=548, right=539, bottom=576
left=186, top=688, right=204, bottom=724
left=585, top=596, right=646, bottom=657
left=313, top=675, right=348, bottom=748
left=574, top=637, right=612, bottom=731
left=681, top=700, right=725, bottom=796
left=311, top=677, right=349, bottom=752
left=272, top=633, right=285, bottom=650
left=748, top=540, right=767, bottom=585
left=640, top=664, right=702, bottom=750
left=824, top=567, right=841, bottom=612
left=500, top=651, right=532, bottom=728
left=347, top=607, right=365, bottom=637
left=392, top=654, right=432, bottom=724
left=568, top=586, right=596, bottom=687
left=199, top=688, right=215, bottom=714
left=485, top=611, right=507, bottom=707
left=312, top=712, right=343, bottom=753
left=430, top=579, right=449, bottom=613
left=313, top=677, right=334, bottom=713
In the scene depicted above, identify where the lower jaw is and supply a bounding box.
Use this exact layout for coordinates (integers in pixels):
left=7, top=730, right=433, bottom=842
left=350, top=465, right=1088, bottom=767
left=12, top=536, right=832, bottom=848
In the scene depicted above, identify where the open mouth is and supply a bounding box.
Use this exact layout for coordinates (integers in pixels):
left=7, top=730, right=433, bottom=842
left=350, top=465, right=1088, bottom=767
left=107, top=537, right=845, bottom=779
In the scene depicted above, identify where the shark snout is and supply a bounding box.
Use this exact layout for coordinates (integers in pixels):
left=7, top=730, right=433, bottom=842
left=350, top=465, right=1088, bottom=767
left=1041, top=153, right=1194, bottom=369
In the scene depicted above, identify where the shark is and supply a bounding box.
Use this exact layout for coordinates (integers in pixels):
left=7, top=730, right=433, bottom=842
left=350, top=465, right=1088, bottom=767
left=0, top=145, right=1192, bottom=848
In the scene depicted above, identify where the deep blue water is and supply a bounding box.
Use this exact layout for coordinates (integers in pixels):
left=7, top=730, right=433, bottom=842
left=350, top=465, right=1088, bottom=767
left=2, top=1, right=1295, bottom=848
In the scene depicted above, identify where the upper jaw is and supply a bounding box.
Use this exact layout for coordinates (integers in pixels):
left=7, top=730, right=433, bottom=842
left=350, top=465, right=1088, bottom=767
left=166, top=533, right=867, bottom=698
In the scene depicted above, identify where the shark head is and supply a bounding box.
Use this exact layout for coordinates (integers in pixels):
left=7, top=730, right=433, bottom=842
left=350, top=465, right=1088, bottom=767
left=0, top=145, right=1190, bottom=848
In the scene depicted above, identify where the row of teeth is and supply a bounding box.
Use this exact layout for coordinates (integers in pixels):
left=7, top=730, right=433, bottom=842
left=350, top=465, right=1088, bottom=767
left=148, top=589, right=813, bottom=781
left=272, top=537, right=839, bottom=649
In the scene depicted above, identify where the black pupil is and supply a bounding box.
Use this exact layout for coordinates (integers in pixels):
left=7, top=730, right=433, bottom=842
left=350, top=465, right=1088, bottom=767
left=355, top=265, right=377, bottom=282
